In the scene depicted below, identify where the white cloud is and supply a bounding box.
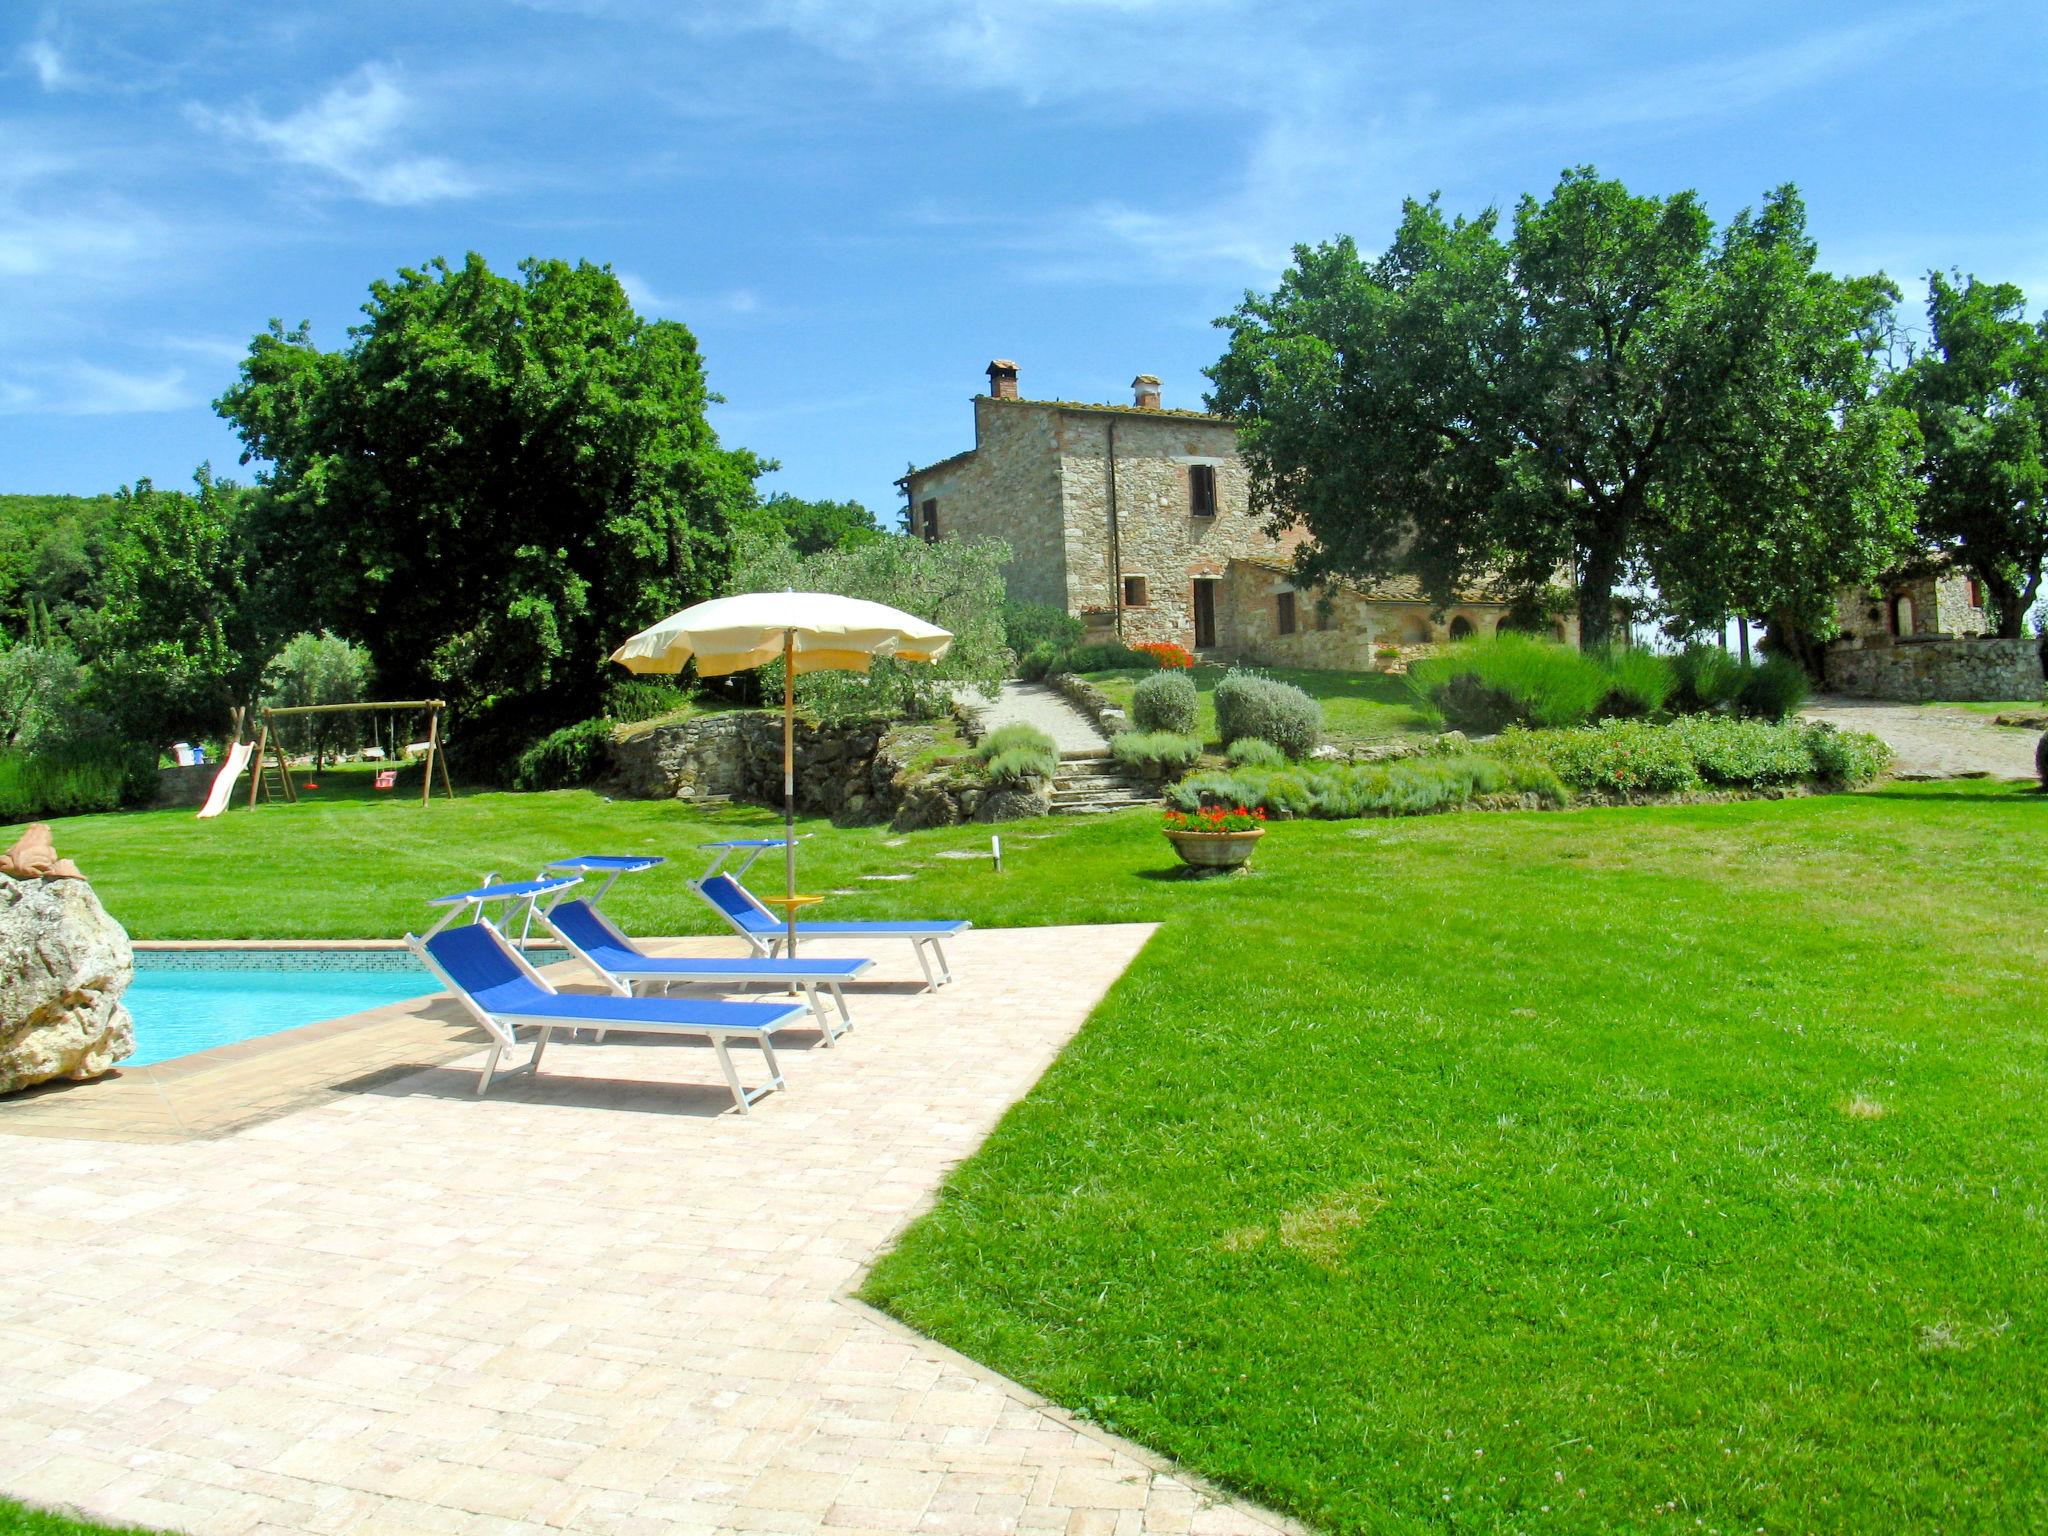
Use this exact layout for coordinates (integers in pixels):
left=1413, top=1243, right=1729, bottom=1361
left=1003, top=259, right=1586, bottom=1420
left=198, top=65, right=475, bottom=205
left=23, top=36, right=68, bottom=89
left=0, top=362, right=200, bottom=417
left=618, top=271, right=780, bottom=322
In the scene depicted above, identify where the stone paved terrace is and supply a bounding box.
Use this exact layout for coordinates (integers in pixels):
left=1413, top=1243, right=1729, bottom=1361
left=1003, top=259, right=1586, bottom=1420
left=0, top=925, right=1298, bottom=1536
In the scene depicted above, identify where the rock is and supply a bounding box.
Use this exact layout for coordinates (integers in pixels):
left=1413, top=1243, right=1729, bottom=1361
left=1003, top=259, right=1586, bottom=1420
left=974, top=783, right=1053, bottom=822
left=1, top=871, right=135, bottom=1093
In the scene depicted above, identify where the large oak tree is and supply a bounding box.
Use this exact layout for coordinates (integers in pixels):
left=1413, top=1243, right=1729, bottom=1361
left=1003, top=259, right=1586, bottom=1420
left=1885, top=272, right=2048, bottom=637
left=1208, top=169, right=1918, bottom=647
left=216, top=254, right=771, bottom=754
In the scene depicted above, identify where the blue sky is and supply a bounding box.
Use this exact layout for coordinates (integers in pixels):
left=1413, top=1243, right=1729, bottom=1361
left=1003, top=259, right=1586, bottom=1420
left=4, top=2, right=2043, bottom=528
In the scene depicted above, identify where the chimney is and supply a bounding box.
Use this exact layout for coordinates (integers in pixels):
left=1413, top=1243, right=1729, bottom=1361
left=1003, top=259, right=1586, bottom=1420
left=1131, top=373, right=1161, bottom=410
left=986, top=359, right=1019, bottom=400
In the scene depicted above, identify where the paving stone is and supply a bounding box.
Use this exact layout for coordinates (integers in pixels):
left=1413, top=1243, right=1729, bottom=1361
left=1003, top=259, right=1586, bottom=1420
left=0, top=925, right=1293, bottom=1536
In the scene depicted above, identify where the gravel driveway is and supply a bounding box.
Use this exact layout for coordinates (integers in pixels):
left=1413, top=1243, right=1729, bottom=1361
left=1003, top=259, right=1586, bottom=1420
left=1801, top=695, right=2043, bottom=780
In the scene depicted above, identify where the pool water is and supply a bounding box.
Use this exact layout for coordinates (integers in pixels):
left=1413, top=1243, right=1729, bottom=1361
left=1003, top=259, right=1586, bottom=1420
left=126, top=952, right=439, bottom=1066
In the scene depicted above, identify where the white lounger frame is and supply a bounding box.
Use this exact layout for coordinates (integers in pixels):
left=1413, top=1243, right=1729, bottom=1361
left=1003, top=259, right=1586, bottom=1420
left=691, top=875, right=958, bottom=992
left=538, top=902, right=859, bottom=1044
left=405, top=922, right=786, bottom=1112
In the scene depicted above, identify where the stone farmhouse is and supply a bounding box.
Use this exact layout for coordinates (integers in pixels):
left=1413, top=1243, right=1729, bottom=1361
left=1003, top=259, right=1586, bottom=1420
left=1824, top=560, right=2042, bottom=701
left=899, top=361, right=1573, bottom=668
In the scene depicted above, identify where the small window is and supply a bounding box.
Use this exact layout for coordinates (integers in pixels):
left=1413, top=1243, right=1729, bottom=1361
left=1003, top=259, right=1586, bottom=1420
left=1189, top=464, right=1218, bottom=516
left=1314, top=595, right=1333, bottom=632
left=1968, top=577, right=1983, bottom=609
left=920, top=499, right=938, bottom=544
left=1276, top=591, right=1296, bottom=636
left=1122, top=575, right=1149, bottom=608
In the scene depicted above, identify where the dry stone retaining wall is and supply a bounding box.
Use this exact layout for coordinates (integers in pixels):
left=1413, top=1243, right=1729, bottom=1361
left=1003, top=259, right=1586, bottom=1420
left=1822, top=637, right=2043, bottom=702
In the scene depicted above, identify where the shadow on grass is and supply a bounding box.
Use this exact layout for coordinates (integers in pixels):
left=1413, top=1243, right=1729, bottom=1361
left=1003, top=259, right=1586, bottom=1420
left=1857, top=785, right=2046, bottom=805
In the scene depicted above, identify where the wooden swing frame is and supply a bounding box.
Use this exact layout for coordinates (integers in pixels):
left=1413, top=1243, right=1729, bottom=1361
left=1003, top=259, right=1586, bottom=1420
left=247, top=699, right=455, bottom=809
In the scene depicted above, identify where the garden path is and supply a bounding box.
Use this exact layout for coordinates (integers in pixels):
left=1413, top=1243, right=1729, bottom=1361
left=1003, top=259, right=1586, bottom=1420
left=1801, top=696, right=2041, bottom=780
left=962, top=681, right=1109, bottom=757
left=0, top=925, right=1296, bottom=1536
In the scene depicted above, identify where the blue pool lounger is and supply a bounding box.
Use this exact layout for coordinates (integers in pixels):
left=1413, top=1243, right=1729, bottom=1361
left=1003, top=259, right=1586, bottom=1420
left=538, top=897, right=874, bottom=1043
left=405, top=919, right=806, bottom=1111
left=692, top=873, right=971, bottom=991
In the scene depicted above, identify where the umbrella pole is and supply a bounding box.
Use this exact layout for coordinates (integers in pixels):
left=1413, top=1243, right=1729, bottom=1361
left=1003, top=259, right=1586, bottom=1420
left=783, top=629, right=797, bottom=958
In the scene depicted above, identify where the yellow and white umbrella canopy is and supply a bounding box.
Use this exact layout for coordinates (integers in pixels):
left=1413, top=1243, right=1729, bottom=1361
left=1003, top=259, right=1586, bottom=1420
left=610, top=590, right=952, bottom=677
left=609, top=591, right=954, bottom=951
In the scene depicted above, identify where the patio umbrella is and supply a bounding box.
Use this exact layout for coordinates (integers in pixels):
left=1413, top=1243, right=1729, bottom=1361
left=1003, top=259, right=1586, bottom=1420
left=609, top=591, right=953, bottom=951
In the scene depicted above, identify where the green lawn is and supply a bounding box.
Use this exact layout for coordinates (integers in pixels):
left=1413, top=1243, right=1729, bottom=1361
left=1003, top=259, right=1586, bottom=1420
left=1906, top=699, right=2047, bottom=719
left=13, top=782, right=2048, bottom=1533
left=1082, top=663, right=1437, bottom=746
left=0, top=1499, right=170, bottom=1536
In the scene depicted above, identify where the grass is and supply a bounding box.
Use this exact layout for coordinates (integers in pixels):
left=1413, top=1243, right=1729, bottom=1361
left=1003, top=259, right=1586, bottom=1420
left=1907, top=699, right=2048, bottom=719
left=1083, top=663, right=1437, bottom=747
left=14, top=781, right=2048, bottom=1533
left=0, top=1500, right=172, bottom=1536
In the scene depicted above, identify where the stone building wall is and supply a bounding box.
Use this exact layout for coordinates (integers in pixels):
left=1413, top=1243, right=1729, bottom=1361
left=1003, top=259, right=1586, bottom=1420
left=1216, top=559, right=1544, bottom=671
left=1822, top=636, right=2041, bottom=701
left=1048, top=406, right=1293, bottom=645
left=905, top=399, right=1068, bottom=609
left=1834, top=569, right=1993, bottom=646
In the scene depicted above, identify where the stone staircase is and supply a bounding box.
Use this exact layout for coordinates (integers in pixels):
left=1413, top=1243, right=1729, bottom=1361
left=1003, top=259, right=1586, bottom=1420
left=1049, top=747, right=1157, bottom=815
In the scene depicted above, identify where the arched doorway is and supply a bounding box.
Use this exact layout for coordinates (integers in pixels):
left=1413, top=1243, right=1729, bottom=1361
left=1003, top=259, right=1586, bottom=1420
left=1448, top=615, right=1475, bottom=641
left=1889, top=594, right=1915, bottom=638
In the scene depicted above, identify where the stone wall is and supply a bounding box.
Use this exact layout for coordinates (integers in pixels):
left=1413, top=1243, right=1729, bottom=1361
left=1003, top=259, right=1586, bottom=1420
left=607, top=713, right=901, bottom=823
left=152, top=763, right=219, bottom=809
left=1215, top=564, right=1535, bottom=672
left=1822, top=636, right=2043, bottom=702
left=605, top=712, right=1053, bottom=830
left=906, top=398, right=1068, bottom=609
left=1834, top=568, right=1994, bottom=647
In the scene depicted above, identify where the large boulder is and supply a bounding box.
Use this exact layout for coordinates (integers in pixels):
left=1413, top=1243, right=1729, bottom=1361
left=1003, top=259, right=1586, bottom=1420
left=0, top=869, right=135, bottom=1093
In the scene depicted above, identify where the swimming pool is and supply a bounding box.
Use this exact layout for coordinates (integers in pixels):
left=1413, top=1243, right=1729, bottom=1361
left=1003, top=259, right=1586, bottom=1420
left=126, top=950, right=441, bottom=1066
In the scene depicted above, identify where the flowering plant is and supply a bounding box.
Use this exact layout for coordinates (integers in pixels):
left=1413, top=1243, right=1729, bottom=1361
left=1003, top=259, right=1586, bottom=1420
left=1163, top=804, right=1265, bottom=834
left=1134, top=641, right=1195, bottom=670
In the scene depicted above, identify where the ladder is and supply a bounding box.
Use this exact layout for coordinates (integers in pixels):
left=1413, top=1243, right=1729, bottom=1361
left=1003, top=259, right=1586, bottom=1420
left=245, top=718, right=299, bottom=807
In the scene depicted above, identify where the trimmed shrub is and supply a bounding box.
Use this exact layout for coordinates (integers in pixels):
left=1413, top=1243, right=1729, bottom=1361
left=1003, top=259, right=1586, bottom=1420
left=1598, top=645, right=1677, bottom=718
left=1803, top=723, right=1892, bottom=786
left=1406, top=633, right=1617, bottom=731
left=0, top=742, right=155, bottom=820
left=1018, top=642, right=1062, bottom=682
left=1111, top=730, right=1203, bottom=780
left=1063, top=641, right=1153, bottom=674
left=1132, top=641, right=1195, bottom=669
left=1666, top=714, right=1815, bottom=786
left=1213, top=670, right=1322, bottom=758
left=1492, top=720, right=1701, bottom=795
left=1672, top=643, right=1748, bottom=712
left=1003, top=601, right=1084, bottom=659
left=983, top=746, right=1055, bottom=786
left=1169, top=754, right=1507, bottom=819
left=1500, top=757, right=1571, bottom=808
left=512, top=717, right=615, bottom=791
left=1740, top=656, right=1811, bottom=721
left=1132, top=670, right=1199, bottom=735
left=1225, top=737, right=1286, bottom=769
left=602, top=678, right=691, bottom=724
left=976, top=722, right=1058, bottom=783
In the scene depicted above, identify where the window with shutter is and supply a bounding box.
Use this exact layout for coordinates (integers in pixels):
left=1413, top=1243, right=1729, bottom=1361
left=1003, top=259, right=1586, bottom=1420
left=1189, top=464, right=1217, bottom=516
left=920, top=499, right=938, bottom=544
left=1276, top=591, right=1296, bottom=635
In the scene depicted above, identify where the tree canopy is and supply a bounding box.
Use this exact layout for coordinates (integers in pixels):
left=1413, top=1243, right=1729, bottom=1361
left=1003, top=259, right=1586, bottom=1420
left=760, top=493, right=883, bottom=556
left=88, top=468, right=268, bottom=748
left=215, top=253, right=771, bottom=753
left=1885, top=272, right=2048, bottom=638
left=1208, top=169, right=1919, bottom=647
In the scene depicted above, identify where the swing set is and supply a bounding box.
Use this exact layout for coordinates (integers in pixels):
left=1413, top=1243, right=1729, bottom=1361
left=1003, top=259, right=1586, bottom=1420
left=246, top=699, right=455, bottom=809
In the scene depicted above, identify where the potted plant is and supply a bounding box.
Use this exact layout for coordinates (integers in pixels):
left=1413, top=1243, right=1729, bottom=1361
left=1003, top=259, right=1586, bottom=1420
left=1162, top=803, right=1266, bottom=871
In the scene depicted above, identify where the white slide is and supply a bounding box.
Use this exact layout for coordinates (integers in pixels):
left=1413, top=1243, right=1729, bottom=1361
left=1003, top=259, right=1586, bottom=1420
left=197, top=741, right=254, bottom=819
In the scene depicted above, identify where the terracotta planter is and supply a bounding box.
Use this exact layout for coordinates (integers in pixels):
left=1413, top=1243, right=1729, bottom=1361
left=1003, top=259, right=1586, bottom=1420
left=1164, top=826, right=1264, bottom=870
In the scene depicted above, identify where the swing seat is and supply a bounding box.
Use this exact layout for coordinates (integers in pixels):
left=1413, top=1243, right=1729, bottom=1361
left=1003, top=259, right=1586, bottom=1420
left=374, top=769, right=398, bottom=790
